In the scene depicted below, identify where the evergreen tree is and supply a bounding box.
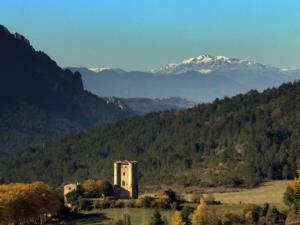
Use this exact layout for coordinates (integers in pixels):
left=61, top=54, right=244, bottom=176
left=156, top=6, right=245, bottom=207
left=150, top=210, right=164, bottom=225
left=181, top=206, right=193, bottom=225
left=282, top=165, right=289, bottom=180
left=265, top=205, right=279, bottom=225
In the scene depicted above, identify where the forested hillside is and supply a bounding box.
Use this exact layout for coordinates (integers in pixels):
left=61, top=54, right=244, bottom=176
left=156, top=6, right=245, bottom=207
left=0, top=25, right=132, bottom=152
left=1, top=81, right=299, bottom=187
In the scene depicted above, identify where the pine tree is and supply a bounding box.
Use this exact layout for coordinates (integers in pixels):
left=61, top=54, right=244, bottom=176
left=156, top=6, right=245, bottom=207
left=265, top=205, right=279, bottom=225
left=150, top=210, right=164, bottom=225
left=282, top=165, right=289, bottom=179
left=181, top=206, right=193, bottom=225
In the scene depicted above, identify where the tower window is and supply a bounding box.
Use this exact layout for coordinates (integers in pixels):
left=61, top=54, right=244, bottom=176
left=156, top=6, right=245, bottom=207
left=123, top=172, right=125, bottom=176
left=122, top=180, right=125, bottom=186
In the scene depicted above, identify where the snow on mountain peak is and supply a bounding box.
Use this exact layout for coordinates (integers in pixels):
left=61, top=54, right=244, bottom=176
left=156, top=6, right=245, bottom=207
left=153, top=55, right=265, bottom=74
left=88, top=67, right=111, bottom=73
left=182, top=54, right=214, bottom=64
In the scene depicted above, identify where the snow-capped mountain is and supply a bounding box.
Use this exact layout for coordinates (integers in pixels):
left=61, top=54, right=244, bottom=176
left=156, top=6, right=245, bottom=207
left=69, top=55, right=300, bottom=102
left=153, top=54, right=275, bottom=74
left=88, top=67, right=111, bottom=73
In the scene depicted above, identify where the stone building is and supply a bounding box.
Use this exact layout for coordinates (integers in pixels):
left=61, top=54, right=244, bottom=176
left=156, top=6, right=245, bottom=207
left=114, top=160, right=138, bottom=199
left=63, top=182, right=80, bottom=207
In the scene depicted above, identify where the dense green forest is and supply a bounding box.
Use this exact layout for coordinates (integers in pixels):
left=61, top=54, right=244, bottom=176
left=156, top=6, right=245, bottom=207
left=1, top=80, right=300, bottom=187
left=0, top=25, right=132, bottom=152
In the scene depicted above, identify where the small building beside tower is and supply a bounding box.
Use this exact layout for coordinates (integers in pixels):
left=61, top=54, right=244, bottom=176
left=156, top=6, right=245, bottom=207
left=63, top=160, right=138, bottom=207
left=113, top=160, right=138, bottom=199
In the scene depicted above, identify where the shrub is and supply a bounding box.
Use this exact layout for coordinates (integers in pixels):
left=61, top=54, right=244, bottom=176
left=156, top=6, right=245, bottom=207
left=81, top=179, right=114, bottom=198
left=204, top=194, right=215, bottom=204
left=181, top=206, right=194, bottom=224
left=135, top=196, right=154, bottom=208
left=134, top=198, right=143, bottom=208
left=156, top=189, right=178, bottom=209
left=284, top=178, right=300, bottom=214
left=172, top=211, right=185, bottom=225
left=150, top=210, right=165, bottom=225
left=156, top=195, right=171, bottom=209
left=115, top=200, right=125, bottom=208
left=81, top=179, right=98, bottom=198
left=124, top=200, right=134, bottom=208
left=143, top=196, right=155, bottom=208
left=190, top=193, right=203, bottom=204
left=92, top=199, right=103, bottom=209
left=78, top=198, right=92, bottom=211
left=243, top=204, right=261, bottom=225
left=192, top=199, right=218, bottom=225
left=96, top=179, right=114, bottom=197
left=109, top=199, right=116, bottom=208
left=285, top=213, right=300, bottom=225
left=221, top=211, right=244, bottom=225
left=265, top=205, right=280, bottom=225
left=170, top=202, right=179, bottom=210
left=204, top=194, right=220, bottom=205
left=66, top=190, right=79, bottom=202
left=164, top=189, right=177, bottom=203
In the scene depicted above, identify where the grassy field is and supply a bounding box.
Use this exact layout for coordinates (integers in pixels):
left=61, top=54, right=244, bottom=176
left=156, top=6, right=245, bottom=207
left=212, top=180, right=289, bottom=207
left=67, top=208, right=174, bottom=225
left=68, top=180, right=290, bottom=225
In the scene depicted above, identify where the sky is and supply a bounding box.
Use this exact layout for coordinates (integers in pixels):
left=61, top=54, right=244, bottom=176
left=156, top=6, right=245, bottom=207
left=0, top=0, right=300, bottom=71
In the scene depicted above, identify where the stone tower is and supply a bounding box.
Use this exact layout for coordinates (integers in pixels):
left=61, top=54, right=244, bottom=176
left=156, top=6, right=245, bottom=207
left=114, top=160, right=138, bottom=199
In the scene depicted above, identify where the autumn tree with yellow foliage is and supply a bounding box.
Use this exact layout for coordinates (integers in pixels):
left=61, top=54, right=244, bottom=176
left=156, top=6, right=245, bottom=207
left=172, top=211, right=185, bottom=225
left=284, top=177, right=300, bottom=214
left=81, top=179, right=114, bottom=198
left=192, top=198, right=218, bottom=225
left=283, top=177, right=300, bottom=224
left=0, top=182, right=61, bottom=224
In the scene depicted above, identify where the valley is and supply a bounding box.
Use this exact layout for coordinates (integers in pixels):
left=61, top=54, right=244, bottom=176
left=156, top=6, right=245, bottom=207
left=1, top=1, right=300, bottom=224
left=64, top=180, right=290, bottom=225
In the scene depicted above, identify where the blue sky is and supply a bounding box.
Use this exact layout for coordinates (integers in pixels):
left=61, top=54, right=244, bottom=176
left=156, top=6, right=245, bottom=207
left=0, top=0, right=299, bottom=70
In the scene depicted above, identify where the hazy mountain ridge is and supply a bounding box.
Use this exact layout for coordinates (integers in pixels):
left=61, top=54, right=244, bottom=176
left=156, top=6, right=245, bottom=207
left=70, top=56, right=300, bottom=102
left=69, top=67, right=246, bottom=102
left=105, top=96, right=196, bottom=115
left=0, top=24, right=132, bottom=152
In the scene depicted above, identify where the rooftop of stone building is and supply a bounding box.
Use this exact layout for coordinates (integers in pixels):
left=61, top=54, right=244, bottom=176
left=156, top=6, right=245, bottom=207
left=114, top=160, right=137, bottom=164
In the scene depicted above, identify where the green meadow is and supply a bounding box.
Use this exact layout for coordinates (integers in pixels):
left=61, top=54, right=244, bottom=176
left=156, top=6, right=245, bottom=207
left=69, top=180, right=290, bottom=225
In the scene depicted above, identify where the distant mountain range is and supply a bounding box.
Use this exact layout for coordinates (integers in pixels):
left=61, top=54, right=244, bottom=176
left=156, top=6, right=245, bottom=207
left=70, top=55, right=300, bottom=102
left=105, top=97, right=196, bottom=115
left=1, top=22, right=300, bottom=153
left=0, top=25, right=132, bottom=152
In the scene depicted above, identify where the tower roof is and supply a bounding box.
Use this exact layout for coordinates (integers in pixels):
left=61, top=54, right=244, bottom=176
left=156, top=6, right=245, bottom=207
left=114, top=160, right=137, bottom=164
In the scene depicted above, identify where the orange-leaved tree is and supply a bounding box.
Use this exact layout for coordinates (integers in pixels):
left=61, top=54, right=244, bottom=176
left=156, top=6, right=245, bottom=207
left=192, top=198, right=218, bottom=225
left=0, top=181, right=61, bottom=224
